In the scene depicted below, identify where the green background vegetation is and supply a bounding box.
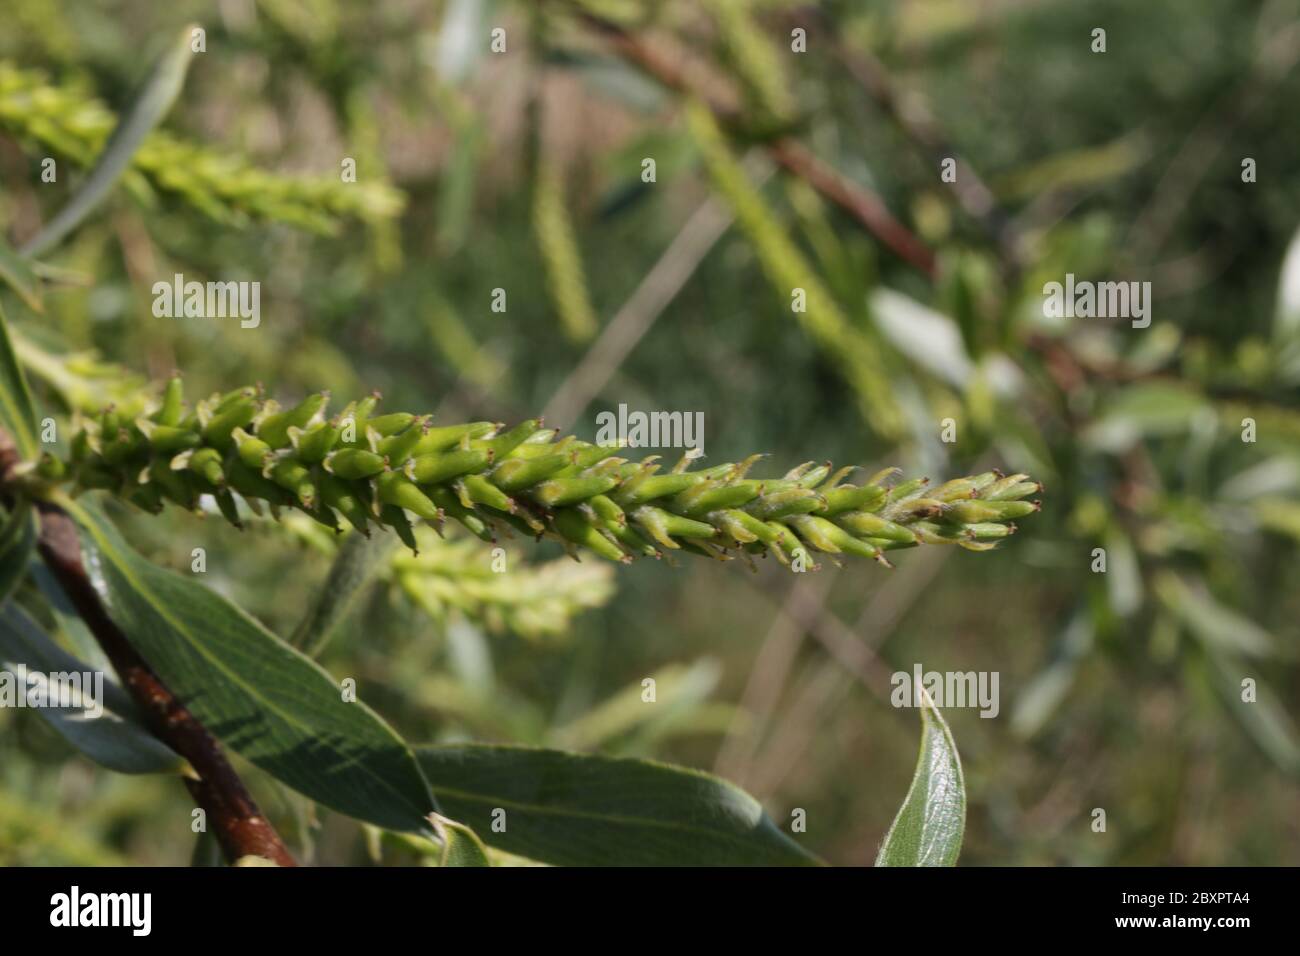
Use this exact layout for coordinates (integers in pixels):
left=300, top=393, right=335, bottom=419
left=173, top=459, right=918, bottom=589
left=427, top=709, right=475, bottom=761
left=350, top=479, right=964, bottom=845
left=1, top=0, right=1298, bottom=865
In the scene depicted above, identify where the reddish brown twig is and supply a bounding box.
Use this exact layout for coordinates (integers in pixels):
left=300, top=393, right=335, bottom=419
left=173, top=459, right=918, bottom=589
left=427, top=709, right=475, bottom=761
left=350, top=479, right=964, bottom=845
left=31, top=501, right=297, bottom=866
left=576, top=11, right=937, bottom=278
left=1, top=430, right=294, bottom=866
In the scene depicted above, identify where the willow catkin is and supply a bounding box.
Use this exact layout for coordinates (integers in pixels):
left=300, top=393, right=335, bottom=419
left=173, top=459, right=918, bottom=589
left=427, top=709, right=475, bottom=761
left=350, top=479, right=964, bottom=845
left=0, top=62, right=404, bottom=232
left=42, top=377, right=1042, bottom=568
left=532, top=154, right=600, bottom=344
left=707, top=0, right=795, bottom=124
left=684, top=101, right=906, bottom=439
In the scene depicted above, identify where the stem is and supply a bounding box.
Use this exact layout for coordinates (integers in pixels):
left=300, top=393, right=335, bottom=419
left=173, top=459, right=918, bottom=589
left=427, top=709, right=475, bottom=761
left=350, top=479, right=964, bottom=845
left=1, top=425, right=295, bottom=866
left=574, top=9, right=937, bottom=278
left=33, top=502, right=297, bottom=863
left=30, top=500, right=297, bottom=866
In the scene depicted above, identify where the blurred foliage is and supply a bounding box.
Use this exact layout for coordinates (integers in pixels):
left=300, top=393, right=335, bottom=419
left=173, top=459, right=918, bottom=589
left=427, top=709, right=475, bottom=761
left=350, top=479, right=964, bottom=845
left=1, top=0, right=1299, bottom=865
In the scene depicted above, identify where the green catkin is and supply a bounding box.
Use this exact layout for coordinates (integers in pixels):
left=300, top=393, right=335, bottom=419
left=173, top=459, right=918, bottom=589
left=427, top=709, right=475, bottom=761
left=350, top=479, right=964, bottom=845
left=0, top=63, right=404, bottom=233
left=49, top=381, right=1042, bottom=565
left=532, top=157, right=599, bottom=344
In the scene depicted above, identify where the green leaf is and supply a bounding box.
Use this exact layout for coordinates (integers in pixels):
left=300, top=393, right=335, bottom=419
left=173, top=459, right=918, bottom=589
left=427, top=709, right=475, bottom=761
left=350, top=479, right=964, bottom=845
left=21, top=24, right=199, bottom=257
left=417, top=743, right=820, bottom=866
left=1203, top=652, right=1300, bottom=776
left=0, top=501, right=35, bottom=607
left=1081, top=382, right=1210, bottom=453
left=0, top=300, right=39, bottom=460
left=876, top=689, right=966, bottom=867
left=290, top=530, right=395, bottom=656
left=67, top=499, right=437, bottom=832
left=0, top=238, right=42, bottom=314
left=1153, top=572, right=1275, bottom=658
left=428, top=813, right=491, bottom=867
left=0, top=603, right=184, bottom=774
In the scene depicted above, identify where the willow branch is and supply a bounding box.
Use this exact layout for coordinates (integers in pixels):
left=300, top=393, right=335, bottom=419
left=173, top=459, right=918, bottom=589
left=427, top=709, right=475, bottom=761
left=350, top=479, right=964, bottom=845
left=2, top=428, right=294, bottom=866
left=31, top=499, right=297, bottom=866
left=575, top=11, right=937, bottom=278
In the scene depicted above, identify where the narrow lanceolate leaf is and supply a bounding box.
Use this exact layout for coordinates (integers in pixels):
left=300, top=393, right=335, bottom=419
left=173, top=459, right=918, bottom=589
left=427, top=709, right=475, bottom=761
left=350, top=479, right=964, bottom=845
left=290, top=531, right=396, bottom=656
left=0, top=300, right=39, bottom=460
left=0, top=603, right=183, bottom=774
left=0, top=237, right=42, bottom=313
left=417, top=744, right=821, bottom=867
left=67, top=499, right=437, bottom=833
left=0, top=501, right=35, bottom=606
left=875, top=689, right=966, bottom=867
left=21, top=24, right=199, bottom=258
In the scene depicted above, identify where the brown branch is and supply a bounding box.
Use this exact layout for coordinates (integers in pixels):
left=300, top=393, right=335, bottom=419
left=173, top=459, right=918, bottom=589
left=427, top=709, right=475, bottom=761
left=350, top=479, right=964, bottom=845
left=31, top=500, right=297, bottom=866
left=1, top=429, right=294, bottom=866
left=576, top=11, right=937, bottom=278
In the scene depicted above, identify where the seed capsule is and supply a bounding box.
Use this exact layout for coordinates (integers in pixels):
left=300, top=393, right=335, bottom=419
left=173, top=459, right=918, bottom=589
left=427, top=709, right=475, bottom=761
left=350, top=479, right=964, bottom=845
left=490, top=453, right=570, bottom=492
left=381, top=504, right=420, bottom=552
left=377, top=471, right=441, bottom=521
left=474, top=419, right=543, bottom=458
left=448, top=474, right=511, bottom=513
left=203, top=398, right=258, bottom=451
left=788, top=515, right=880, bottom=559
left=425, top=485, right=493, bottom=541
left=820, top=484, right=886, bottom=516
left=530, top=475, right=620, bottom=508
left=552, top=508, right=628, bottom=563
left=411, top=422, right=496, bottom=456
left=376, top=416, right=431, bottom=464
left=886, top=477, right=929, bottom=502
left=324, top=448, right=387, bottom=480
left=155, top=375, right=185, bottom=427
left=258, top=392, right=329, bottom=448
left=986, top=480, right=1040, bottom=502
left=405, top=448, right=490, bottom=485
left=631, top=506, right=716, bottom=549
left=214, top=489, right=243, bottom=529
left=671, top=479, right=762, bottom=518
left=744, top=487, right=824, bottom=520
left=187, top=447, right=226, bottom=488
left=980, top=473, right=1031, bottom=500
left=268, top=458, right=317, bottom=508
left=139, top=419, right=202, bottom=453
left=835, top=511, right=917, bottom=543
left=551, top=442, right=617, bottom=477
left=320, top=474, right=372, bottom=534
left=289, top=419, right=341, bottom=463
left=365, top=412, right=417, bottom=437
left=710, top=508, right=777, bottom=545
left=232, top=427, right=273, bottom=470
